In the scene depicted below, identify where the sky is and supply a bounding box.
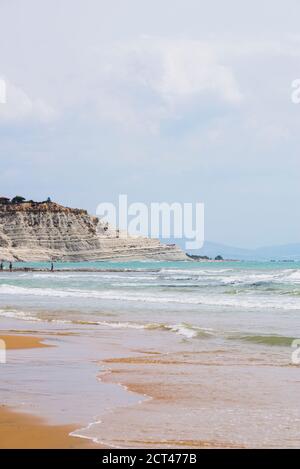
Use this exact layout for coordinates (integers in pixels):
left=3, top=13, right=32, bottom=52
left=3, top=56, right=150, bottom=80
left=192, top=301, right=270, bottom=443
left=0, top=0, right=299, bottom=248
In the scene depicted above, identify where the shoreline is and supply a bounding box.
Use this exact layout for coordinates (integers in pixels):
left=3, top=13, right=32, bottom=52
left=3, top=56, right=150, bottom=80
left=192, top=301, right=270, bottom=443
left=96, top=354, right=242, bottom=449
left=0, top=267, right=163, bottom=273
left=0, top=334, right=51, bottom=350
left=0, top=259, right=238, bottom=274
left=0, top=333, right=98, bottom=448
left=0, top=325, right=152, bottom=449
left=0, top=406, right=98, bottom=449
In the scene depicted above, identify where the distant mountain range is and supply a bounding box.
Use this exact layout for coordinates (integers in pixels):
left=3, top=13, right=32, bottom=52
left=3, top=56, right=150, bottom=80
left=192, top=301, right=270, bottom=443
left=184, top=241, right=300, bottom=261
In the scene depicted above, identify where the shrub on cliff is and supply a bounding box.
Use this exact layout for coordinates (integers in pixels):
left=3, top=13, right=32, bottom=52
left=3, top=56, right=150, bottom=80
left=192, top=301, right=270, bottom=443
left=11, top=196, right=26, bottom=204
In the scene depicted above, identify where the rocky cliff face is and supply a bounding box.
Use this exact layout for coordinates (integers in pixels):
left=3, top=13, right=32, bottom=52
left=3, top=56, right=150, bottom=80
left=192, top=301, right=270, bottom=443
left=0, top=201, right=187, bottom=261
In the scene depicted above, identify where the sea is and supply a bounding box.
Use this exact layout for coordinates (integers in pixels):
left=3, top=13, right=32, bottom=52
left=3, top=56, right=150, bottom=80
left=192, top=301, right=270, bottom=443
left=0, top=260, right=300, bottom=448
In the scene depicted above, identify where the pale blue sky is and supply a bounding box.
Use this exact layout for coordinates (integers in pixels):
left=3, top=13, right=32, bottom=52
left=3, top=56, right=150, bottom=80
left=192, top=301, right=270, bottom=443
left=0, top=0, right=299, bottom=248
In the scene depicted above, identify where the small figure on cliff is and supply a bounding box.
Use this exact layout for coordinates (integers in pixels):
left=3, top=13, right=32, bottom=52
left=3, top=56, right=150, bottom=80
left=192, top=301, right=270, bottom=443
left=9, top=262, right=12, bottom=272
left=50, top=262, right=54, bottom=272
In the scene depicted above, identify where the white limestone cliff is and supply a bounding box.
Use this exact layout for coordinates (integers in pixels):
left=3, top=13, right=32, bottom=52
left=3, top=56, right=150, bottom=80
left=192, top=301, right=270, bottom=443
left=0, top=201, right=187, bottom=262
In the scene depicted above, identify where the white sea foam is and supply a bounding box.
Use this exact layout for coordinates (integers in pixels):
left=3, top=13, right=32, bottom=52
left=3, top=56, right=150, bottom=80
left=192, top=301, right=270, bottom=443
left=168, top=323, right=213, bottom=339
left=0, top=309, right=41, bottom=322
left=1, top=283, right=300, bottom=310
left=95, top=321, right=147, bottom=330
left=159, top=268, right=233, bottom=275
left=159, top=268, right=300, bottom=286
left=1, top=265, right=300, bottom=313
left=281, top=270, right=300, bottom=283
left=70, top=320, right=215, bottom=340
left=0, top=308, right=214, bottom=340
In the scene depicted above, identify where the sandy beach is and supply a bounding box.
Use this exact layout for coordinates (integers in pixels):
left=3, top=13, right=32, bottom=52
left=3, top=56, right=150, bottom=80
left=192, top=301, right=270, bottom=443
left=0, top=406, right=95, bottom=449
left=0, top=333, right=97, bottom=448
left=1, top=319, right=300, bottom=448
left=0, top=334, right=50, bottom=350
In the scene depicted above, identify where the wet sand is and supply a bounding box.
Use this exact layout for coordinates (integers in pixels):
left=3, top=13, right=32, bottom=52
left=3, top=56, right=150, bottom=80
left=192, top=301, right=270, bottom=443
left=0, top=334, right=50, bottom=349
left=79, top=344, right=299, bottom=448
left=0, top=333, right=100, bottom=448
left=0, top=407, right=96, bottom=449
left=1, top=322, right=299, bottom=448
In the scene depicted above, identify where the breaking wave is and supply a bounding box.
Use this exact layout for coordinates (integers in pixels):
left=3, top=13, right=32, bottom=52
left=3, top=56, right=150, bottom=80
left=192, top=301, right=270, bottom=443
left=231, top=333, right=297, bottom=347
left=1, top=283, right=300, bottom=310
left=0, top=308, right=213, bottom=340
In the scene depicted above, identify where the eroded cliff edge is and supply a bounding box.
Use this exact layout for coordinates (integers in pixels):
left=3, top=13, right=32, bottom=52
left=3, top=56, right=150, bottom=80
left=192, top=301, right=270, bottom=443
left=0, top=201, right=187, bottom=261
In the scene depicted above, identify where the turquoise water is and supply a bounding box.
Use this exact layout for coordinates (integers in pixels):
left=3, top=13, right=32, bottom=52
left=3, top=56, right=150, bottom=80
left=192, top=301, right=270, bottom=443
left=1, top=260, right=300, bottom=342
left=8, top=259, right=300, bottom=271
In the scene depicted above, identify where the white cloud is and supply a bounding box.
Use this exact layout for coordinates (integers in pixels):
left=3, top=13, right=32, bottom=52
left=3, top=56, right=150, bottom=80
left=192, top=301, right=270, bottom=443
left=86, top=37, right=242, bottom=132
left=141, top=38, right=241, bottom=102
left=0, top=81, right=57, bottom=123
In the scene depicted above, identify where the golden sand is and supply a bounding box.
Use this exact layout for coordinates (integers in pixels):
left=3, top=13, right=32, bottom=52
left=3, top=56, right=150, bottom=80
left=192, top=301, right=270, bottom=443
left=0, top=334, right=50, bottom=349
left=0, top=407, right=97, bottom=449
left=0, top=333, right=100, bottom=448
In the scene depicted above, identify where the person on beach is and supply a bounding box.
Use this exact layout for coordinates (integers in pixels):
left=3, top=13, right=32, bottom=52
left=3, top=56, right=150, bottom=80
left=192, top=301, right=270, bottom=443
left=50, top=262, right=54, bottom=272
left=9, top=262, right=12, bottom=272
left=0, top=262, right=3, bottom=271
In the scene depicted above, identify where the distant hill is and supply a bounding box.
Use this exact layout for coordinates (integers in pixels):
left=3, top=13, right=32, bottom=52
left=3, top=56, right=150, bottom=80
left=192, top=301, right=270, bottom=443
left=186, top=241, right=300, bottom=261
